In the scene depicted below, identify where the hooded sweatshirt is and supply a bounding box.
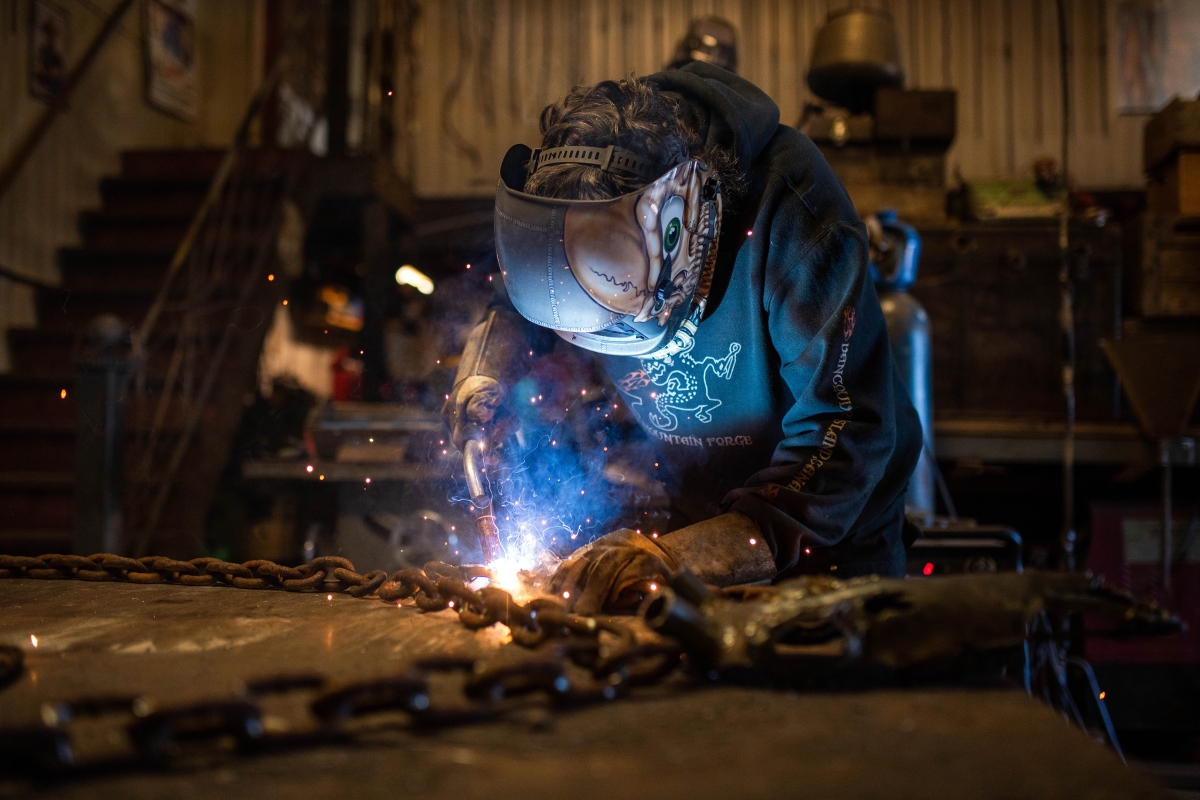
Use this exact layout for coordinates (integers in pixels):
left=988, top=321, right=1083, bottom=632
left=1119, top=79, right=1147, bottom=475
left=487, top=62, right=922, bottom=578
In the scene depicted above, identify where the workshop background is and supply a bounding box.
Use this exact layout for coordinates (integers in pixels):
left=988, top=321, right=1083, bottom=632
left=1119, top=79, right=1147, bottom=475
left=1, top=0, right=1198, bottom=786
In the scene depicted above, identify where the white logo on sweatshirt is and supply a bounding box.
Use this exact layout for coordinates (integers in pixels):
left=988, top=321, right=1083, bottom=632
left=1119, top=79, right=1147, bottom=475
left=617, top=337, right=741, bottom=432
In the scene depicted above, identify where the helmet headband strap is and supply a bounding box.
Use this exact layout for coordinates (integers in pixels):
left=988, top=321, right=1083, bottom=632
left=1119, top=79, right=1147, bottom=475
left=528, top=144, right=663, bottom=182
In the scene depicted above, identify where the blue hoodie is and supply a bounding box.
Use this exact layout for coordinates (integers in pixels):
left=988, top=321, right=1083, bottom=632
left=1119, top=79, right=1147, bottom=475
left=490, top=63, right=922, bottom=578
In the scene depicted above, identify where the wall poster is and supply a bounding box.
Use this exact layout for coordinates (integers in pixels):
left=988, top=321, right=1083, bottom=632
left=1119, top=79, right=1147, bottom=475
left=29, top=0, right=69, bottom=102
left=143, top=0, right=197, bottom=119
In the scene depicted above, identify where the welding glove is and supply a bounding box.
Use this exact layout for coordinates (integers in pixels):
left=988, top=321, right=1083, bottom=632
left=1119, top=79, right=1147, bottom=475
left=442, top=375, right=517, bottom=452
left=442, top=309, right=539, bottom=452
left=549, top=512, right=777, bottom=615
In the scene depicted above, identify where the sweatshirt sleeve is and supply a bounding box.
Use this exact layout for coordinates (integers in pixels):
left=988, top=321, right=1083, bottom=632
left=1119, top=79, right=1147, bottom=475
left=452, top=280, right=560, bottom=390
left=723, top=201, right=913, bottom=572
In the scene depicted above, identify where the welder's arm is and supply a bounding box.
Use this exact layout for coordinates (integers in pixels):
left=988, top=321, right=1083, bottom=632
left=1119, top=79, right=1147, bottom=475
left=442, top=304, right=556, bottom=451
left=549, top=512, right=775, bottom=614
left=722, top=219, right=918, bottom=572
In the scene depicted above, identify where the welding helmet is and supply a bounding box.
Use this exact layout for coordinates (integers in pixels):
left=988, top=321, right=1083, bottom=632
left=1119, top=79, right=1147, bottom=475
left=494, top=143, right=723, bottom=359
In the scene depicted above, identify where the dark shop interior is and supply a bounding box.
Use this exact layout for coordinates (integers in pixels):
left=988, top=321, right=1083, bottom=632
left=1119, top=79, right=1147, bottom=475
left=1, top=1, right=1198, bottom=797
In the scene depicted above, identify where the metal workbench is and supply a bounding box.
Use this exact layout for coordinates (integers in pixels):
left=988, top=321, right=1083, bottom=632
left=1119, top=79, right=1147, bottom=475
left=0, top=580, right=1167, bottom=799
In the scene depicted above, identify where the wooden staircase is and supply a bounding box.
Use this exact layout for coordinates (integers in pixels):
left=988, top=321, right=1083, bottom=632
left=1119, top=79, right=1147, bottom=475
left=0, top=149, right=232, bottom=556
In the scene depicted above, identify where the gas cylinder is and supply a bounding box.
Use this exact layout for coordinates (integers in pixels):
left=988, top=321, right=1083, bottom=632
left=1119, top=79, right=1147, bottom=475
left=869, top=210, right=935, bottom=517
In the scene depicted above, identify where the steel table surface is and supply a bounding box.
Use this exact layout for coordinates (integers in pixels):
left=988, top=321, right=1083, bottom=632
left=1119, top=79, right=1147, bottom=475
left=0, top=579, right=1167, bottom=800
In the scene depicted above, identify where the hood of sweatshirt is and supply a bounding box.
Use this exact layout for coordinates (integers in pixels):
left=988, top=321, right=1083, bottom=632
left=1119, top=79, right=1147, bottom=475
left=646, top=61, right=781, bottom=172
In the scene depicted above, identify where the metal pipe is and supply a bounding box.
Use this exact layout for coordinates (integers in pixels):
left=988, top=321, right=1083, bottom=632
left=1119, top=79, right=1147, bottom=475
left=463, top=438, right=503, bottom=564
left=1056, top=0, right=1077, bottom=572
left=1161, top=439, right=1172, bottom=594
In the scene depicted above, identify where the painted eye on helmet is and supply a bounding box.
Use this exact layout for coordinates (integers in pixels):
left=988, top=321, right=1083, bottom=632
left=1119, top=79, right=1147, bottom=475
left=660, top=195, right=685, bottom=262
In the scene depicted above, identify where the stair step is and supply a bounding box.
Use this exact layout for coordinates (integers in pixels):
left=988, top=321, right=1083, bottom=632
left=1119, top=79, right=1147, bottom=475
left=35, top=286, right=156, bottom=330
left=0, top=472, right=73, bottom=530
left=0, top=530, right=72, bottom=556
left=58, top=252, right=170, bottom=293
left=6, top=329, right=76, bottom=375
left=121, top=149, right=225, bottom=181
left=79, top=216, right=191, bottom=251
left=0, top=375, right=75, bottom=420
left=99, top=178, right=209, bottom=217
left=0, top=422, right=75, bottom=471
left=7, top=324, right=246, bottom=378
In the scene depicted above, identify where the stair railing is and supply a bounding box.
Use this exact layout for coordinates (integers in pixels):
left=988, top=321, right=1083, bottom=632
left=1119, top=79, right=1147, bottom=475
left=0, top=0, right=136, bottom=204
left=125, top=6, right=324, bottom=557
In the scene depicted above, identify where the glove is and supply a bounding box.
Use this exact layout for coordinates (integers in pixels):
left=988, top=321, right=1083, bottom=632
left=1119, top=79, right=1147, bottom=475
left=441, top=374, right=517, bottom=452
left=442, top=309, right=533, bottom=452
left=548, top=512, right=777, bottom=615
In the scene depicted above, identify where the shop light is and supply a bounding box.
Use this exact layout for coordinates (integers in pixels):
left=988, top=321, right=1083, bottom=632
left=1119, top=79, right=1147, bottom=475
left=395, top=264, right=434, bottom=295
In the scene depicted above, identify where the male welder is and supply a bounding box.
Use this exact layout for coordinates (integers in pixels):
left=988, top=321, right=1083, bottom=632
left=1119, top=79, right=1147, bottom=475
left=444, top=62, right=922, bottom=614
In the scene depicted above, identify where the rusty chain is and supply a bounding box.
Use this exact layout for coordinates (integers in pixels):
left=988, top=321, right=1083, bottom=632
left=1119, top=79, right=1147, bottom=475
left=0, top=637, right=682, bottom=775
left=0, top=554, right=684, bottom=775
left=0, top=552, right=651, bottom=650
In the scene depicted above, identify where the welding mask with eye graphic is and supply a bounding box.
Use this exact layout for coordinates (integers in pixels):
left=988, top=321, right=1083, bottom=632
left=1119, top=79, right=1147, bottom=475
left=494, top=143, right=723, bottom=358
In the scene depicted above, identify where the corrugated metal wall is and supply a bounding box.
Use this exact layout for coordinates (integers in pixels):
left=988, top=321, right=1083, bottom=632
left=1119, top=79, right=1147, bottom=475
left=0, top=0, right=262, bottom=371
left=406, top=0, right=1145, bottom=197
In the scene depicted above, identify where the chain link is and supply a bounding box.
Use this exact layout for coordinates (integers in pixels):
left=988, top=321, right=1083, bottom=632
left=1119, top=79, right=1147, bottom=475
left=0, top=552, right=684, bottom=775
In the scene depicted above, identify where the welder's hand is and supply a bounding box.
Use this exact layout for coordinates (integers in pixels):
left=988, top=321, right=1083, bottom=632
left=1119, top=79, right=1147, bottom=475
left=549, top=513, right=778, bottom=615
left=441, top=375, right=517, bottom=452
left=548, top=529, right=678, bottom=616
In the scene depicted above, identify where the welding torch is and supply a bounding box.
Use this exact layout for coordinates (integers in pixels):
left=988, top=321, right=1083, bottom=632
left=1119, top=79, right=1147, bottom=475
left=463, top=436, right=504, bottom=564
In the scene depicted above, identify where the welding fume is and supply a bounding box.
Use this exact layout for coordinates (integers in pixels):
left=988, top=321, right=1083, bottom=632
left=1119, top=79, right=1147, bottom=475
left=443, top=63, right=923, bottom=614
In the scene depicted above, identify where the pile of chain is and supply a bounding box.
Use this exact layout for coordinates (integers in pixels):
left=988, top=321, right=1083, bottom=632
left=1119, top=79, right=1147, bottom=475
left=0, top=553, right=683, bottom=775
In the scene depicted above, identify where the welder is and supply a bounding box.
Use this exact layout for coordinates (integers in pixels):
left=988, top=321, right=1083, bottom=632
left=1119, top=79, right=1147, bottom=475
left=444, top=62, right=923, bottom=614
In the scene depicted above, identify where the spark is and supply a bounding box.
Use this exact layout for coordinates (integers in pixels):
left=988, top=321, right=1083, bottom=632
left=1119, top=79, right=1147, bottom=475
left=365, top=477, right=371, bottom=484
left=30, top=635, right=37, bottom=647
left=282, top=300, right=288, bottom=305
left=306, top=464, right=313, bottom=473
left=319, top=475, right=325, bottom=480
left=562, top=591, right=570, bottom=599
left=649, top=583, right=657, bottom=591
left=59, top=389, right=66, bottom=399
left=804, top=548, right=811, bottom=555
left=466, top=263, right=471, bottom=269
left=268, top=274, right=275, bottom=281
left=1099, top=691, right=1106, bottom=700
left=746, top=230, right=753, bottom=236
left=749, top=538, right=757, bottom=545
left=326, top=594, right=332, bottom=601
